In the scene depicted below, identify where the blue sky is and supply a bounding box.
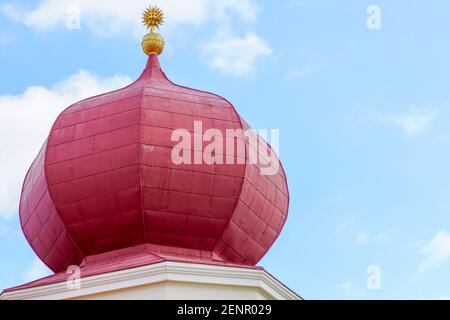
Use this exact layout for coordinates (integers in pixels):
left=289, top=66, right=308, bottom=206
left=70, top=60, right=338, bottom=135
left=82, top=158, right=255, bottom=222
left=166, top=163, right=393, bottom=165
left=1, top=0, right=450, bottom=299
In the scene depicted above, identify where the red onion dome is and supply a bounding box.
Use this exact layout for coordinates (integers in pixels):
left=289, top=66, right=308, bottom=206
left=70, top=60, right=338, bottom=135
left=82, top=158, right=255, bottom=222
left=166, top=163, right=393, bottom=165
left=18, top=8, right=289, bottom=273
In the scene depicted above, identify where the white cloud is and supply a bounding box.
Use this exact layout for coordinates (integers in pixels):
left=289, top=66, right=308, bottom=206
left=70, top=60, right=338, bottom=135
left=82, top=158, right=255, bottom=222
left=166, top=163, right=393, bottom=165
left=285, top=63, right=327, bottom=80
left=380, top=107, right=438, bottom=137
left=0, top=224, right=12, bottom=236
left=24, top=258, right=51, bottom=282
left=336, top=218, right=356, bottom=233
left=0, top=71, right=131, bottom=219
left=2, top=0, right=268, bottom=75
left=285, top=67, right=313, bottom=80
left=0, top=222, right=21, bottom=238
left=356, top=231, right=388, bottom=245
left=203, top=32, right=272, bottom=77
left=211, top=0, right=259, bottom=21
left=431, top=133, right=450, bottom=146
left=335, top=219, right=388, bottom=246
left=1, top=0, right=259, bottom=37
left=419, top=231, right=450, bottom=272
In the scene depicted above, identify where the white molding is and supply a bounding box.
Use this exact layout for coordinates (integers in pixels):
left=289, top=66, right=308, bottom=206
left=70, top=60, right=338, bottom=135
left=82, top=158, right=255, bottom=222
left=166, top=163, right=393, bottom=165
left=0, top=262, right=301, bottom=300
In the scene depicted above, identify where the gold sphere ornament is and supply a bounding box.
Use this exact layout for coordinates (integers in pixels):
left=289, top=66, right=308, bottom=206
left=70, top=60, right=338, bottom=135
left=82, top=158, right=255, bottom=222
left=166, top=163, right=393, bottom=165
left=141, top=5, right=165, bottom=55
left=142, top=32, right=165, bottom=55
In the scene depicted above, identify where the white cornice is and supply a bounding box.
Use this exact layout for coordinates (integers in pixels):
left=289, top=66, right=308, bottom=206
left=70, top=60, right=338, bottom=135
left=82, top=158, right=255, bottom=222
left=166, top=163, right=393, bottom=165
left=0, top=262, right=301, bottom=300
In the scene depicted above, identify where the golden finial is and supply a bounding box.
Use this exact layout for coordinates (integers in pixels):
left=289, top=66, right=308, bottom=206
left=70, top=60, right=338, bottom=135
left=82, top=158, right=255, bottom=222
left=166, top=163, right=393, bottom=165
left=143, top=6, right=164, bottom=31
left=141, top=6, right=165, bottom=56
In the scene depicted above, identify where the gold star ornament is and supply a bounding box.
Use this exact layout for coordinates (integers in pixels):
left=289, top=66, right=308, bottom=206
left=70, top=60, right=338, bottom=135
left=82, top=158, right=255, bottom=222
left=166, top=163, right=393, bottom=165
left=142, top=6, right=164, bottom=30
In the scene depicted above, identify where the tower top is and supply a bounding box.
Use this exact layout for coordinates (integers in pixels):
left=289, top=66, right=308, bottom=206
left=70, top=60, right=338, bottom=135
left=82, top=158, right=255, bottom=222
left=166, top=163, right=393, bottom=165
left=141, top=6, right=165, bottom=56
left=16, top=6, right=289, bottom=275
